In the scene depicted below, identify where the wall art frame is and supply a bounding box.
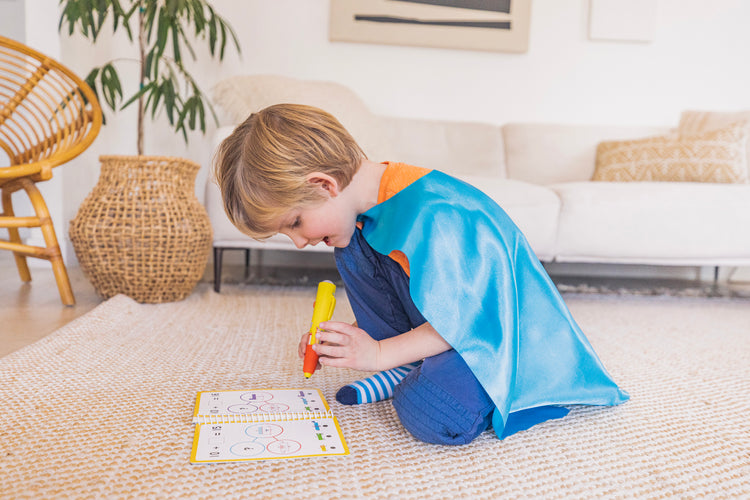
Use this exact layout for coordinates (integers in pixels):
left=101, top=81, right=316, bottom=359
left=329, top=0, right=532, bottom=53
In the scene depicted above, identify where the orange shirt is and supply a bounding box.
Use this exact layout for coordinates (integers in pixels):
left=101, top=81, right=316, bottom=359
left=376, top=162, right=431, bottom=276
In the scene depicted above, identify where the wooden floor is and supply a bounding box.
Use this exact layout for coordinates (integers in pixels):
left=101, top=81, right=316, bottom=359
left=0, top=252, right=103, bottom=358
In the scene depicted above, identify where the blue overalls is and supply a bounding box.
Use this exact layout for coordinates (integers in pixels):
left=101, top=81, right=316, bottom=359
left=335, top=228, right=495, bottom=445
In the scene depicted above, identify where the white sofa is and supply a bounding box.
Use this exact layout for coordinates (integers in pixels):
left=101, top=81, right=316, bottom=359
left=204, top=75, right=750, bottom=291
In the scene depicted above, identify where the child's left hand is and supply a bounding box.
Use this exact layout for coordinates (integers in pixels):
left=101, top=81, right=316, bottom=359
left=313, top=321, right=382, bottom=372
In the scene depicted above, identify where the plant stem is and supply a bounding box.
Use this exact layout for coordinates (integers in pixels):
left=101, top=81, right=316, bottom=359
left=137, top=1, right=146, bottom=156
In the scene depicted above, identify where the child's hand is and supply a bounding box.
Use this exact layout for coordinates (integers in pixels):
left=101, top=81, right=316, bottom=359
left=313, top=321, right=381, bottom=372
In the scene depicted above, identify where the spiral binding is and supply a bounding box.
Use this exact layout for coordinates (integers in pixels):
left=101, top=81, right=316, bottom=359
left=194, top=411, right=335, bottom=424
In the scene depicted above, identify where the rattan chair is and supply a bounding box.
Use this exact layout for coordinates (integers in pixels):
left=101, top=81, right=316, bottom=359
left=0, top=36, right=102, bottom=305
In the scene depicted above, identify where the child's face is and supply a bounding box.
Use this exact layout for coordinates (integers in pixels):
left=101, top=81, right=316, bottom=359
left=276, top=196, right=358, bottom=249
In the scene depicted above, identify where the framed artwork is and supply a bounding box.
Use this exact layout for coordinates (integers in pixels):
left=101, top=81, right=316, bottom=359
left=588, top=0, right=657, bottom=43
left=329, top=0, right=532, bottom=53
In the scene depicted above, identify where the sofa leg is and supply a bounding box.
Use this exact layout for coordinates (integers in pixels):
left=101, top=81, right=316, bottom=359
left=214, top=247, right=224, bottom=293
left=244, top=249, right=251, bottom=279
left=714, top=266, right=720, bottom=284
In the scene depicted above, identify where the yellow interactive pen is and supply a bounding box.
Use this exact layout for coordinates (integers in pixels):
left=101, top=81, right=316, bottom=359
left=303, top=280, right=336, bottom=378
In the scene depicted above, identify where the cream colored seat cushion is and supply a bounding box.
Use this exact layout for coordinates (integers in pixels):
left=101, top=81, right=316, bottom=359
left=552, top=181, right=750, bottom=265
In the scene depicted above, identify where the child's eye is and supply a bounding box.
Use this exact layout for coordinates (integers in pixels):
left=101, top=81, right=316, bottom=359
left=290, top=217, right=301, bottom=229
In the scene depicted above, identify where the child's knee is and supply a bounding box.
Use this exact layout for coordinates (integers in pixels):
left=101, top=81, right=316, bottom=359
left=392, top=367, right=493, bottom=445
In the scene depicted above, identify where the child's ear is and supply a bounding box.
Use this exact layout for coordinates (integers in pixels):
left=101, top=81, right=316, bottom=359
left=306, top=172, right=340, bottom=197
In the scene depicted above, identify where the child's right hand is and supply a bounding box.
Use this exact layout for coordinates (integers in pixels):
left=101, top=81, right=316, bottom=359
left=299, top=319, right=355, bottom=359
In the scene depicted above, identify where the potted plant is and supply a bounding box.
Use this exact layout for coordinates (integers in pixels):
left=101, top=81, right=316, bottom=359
left=62, top=0, right=240, bottom=303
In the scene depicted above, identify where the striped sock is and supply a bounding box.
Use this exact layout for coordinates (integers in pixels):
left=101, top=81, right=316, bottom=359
left=336, top=363, right=420, bottom=405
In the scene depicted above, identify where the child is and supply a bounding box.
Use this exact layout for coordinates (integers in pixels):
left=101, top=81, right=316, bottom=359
left=214, top=103, right=629, bottom=445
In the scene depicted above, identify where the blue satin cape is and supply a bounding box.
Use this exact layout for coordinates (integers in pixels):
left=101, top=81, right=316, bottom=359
left=358, top=171, right=629, bottom=439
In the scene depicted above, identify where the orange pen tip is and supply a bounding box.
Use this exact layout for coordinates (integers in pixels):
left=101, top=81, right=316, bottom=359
left=304, top=373, right=312, bottom=379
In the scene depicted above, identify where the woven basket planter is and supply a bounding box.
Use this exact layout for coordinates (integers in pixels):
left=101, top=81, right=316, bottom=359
left=70, top=155, right=212, bottom=303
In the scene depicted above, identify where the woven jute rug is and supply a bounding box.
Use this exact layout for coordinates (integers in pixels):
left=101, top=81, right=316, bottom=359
left=1, top=285, right=748, bottom=499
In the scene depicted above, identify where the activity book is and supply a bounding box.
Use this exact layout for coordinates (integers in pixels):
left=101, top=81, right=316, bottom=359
left=190, top=388, right=349, bottom=463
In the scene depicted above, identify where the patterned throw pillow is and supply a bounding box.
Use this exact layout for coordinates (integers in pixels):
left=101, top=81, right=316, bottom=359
left=592, top=122, right=749, bottom=183
left=679, top=110, right=750, bottom=164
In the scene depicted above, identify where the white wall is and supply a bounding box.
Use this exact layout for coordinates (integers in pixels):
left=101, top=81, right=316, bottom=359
left=19, top=0, right=750, bottom=269
left=0, top=0, right=25, bottom=41
left=193, top=0, right=750, bottom=126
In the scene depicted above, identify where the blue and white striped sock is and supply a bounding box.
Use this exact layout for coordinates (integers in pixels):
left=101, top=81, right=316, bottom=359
left=336, top=363, right=420, bottom=405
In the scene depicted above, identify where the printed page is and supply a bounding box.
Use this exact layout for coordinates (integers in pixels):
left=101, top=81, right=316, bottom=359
left=190, top=417, right=349, bottom=462
left=192, top=389, right=330, bottom=422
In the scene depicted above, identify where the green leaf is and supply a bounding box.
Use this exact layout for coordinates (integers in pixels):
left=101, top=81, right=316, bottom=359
left=143, top=89, right=154, bottom=117
left=144, top=1, right=159, bottom=43
left=99, top=63, right=123, bottom=110
left=82, top=67, right=109, bottom=125
left=181, top=24, right=197, bottom=60
left=192, top=0, right=206, bottom=34
left=83, top=67, right=104, bottom=120
left=218, top=18, right=227, bottom=59
left=197, top=96, right=206, bottom=132
left=208, top=13, right=217, bottom=54
left=219, top=13, right=241, bottom=58
left=188, top=97, right=197, bottom=130
left=119, top=1, right=138, bottom=40
left=175, top=102, right=190, bottom=142
left=58, top=2, right=77, bottom=35
left=94, top=0, right=109, bottom=34
left=120, top=82, right=154, bottom=110
left=155, top=8, right=169, bottom=59
left=144, top=49, right=155, bottom=80
left=84, top=67, right=100, bottom=90
left=178, top=123, right=188, bottom=143
left=83, top=6, right=97, bottom=39
left=171, top=23, right=182, bottom=63
left=162, top=80, right=176, bottom=124
left=150, top=83, right=162, bottom=118
left=166, top=0, right=178, bottom=17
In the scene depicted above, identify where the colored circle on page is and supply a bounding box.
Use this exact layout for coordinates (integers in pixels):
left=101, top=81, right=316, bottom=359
left=267, top=439, right=302, bottom=455
left=240, top=391, right=273, bottom=402
left=245, top=424, right=284, bottom=438
left=227, top=403, right=258, bottom=414
left=230, top=441, right=265, bottom=457
left=259, top=403, right=290, bottom=412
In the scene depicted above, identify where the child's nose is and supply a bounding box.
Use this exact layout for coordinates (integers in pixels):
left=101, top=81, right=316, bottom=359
left=282, top=232, right=307, bottom=249
left=291, top=235, right=308, bottom=249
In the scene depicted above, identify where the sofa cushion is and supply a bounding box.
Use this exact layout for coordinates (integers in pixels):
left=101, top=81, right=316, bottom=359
left=455, top=175, right=559, bottom=261
left=385, top=118, right=505, bottom=177
left=503, top=123, right=668, bottom=185
left=592, top=122, right=749, bottom=183
left=552, top=181, right=750, bottom=264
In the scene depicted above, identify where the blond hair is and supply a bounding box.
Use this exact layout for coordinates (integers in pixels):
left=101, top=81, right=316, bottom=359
left=213, top=103, right=365, bottom=239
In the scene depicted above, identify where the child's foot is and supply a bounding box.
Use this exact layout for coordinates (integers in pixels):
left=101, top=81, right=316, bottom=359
left=336, top=363, right=420, bottom=405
